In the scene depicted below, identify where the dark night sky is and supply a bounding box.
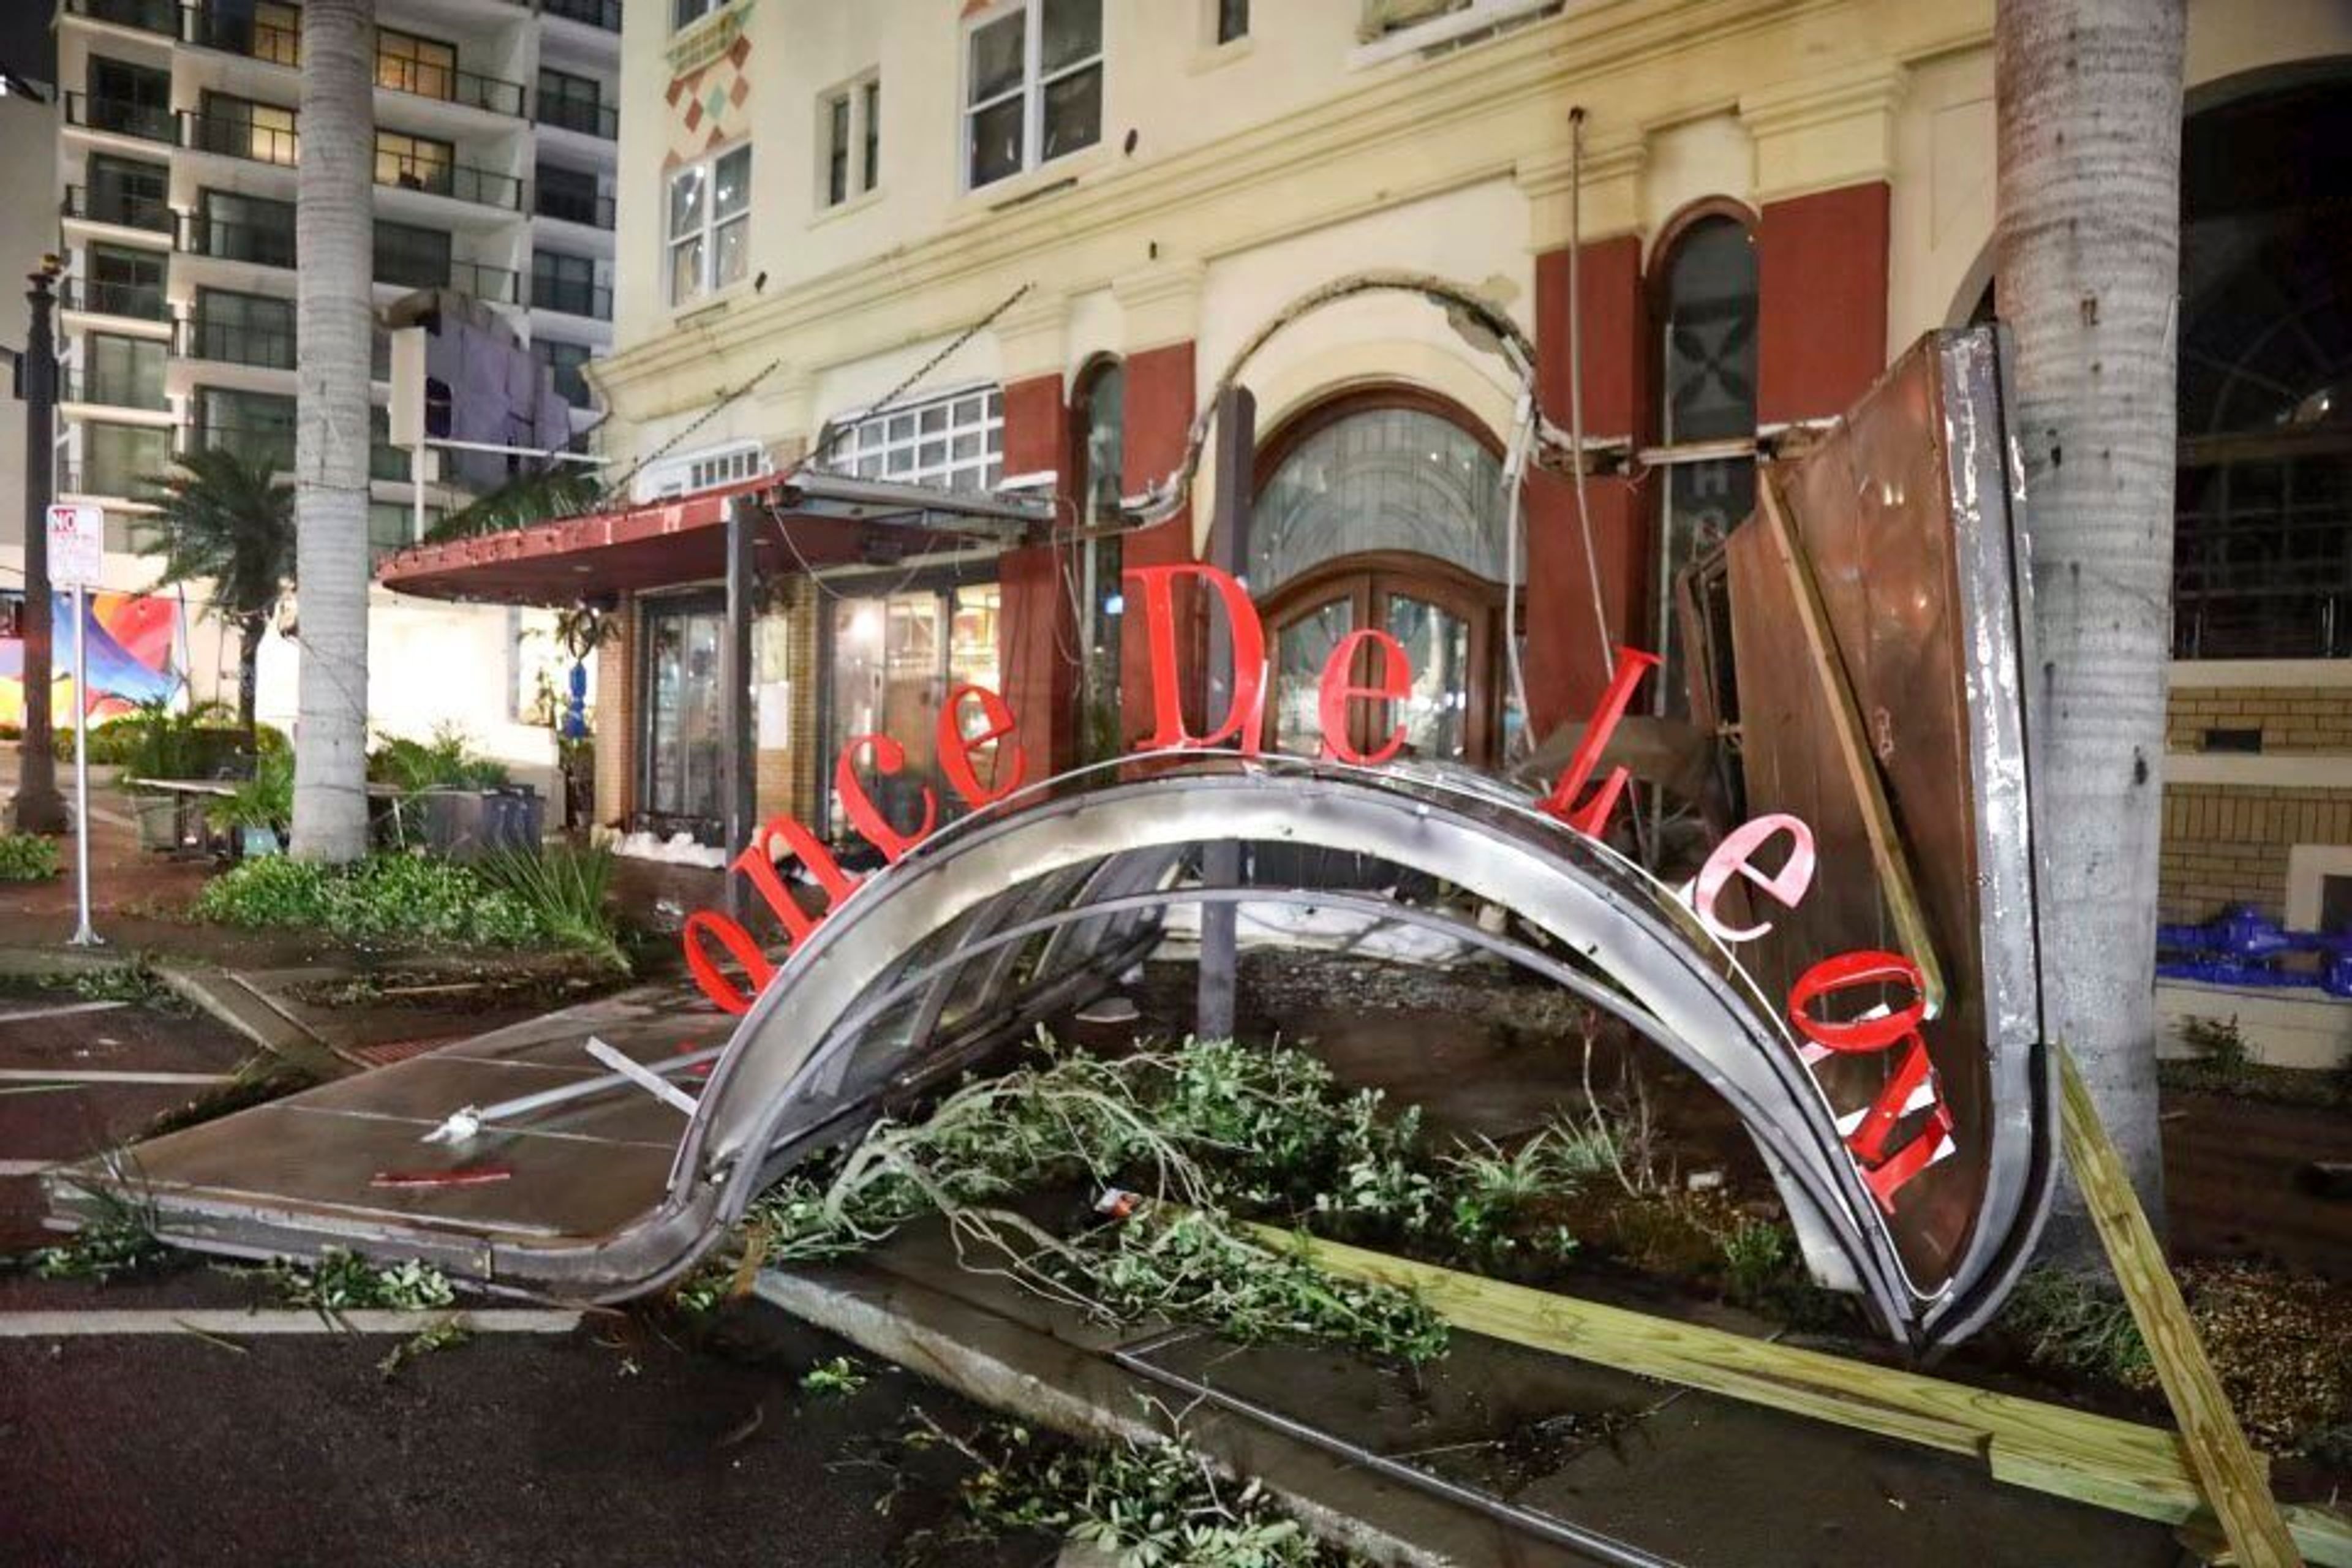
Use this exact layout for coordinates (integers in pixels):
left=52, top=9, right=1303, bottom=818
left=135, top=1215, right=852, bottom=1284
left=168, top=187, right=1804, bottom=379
left=1, top=5, right=53, bottom=88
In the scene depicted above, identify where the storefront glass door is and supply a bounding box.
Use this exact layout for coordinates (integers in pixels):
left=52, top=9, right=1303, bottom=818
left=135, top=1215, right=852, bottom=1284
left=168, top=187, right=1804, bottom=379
left=827, top=582, right=1001, bottom=842
left=641, top=597, right=726, bottom=835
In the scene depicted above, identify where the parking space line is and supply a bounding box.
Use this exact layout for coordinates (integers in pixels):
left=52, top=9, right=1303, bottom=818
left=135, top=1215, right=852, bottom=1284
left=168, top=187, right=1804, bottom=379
left=0, top=1308, right=584, bottom=1337
left=0, top=1070, right=235, bottom=1085
left=0, top=1001, right=129, bottom=1025
left=0, top=1159, right=54, bottom=1177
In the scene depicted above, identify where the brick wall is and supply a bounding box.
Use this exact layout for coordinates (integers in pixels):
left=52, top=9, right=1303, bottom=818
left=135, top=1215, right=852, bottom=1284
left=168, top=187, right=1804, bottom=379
left=753, top=576, right=824, bottom=827
left=2158, top=784, right=2352, bottom=922
left=2167, top=685, right=2352, bottom=753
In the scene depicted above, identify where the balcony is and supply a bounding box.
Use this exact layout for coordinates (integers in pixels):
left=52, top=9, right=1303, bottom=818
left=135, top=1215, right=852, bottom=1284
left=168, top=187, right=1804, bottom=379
left=185, top=421, right=294, bottom=472
left=176, top=316, right=296, bottom=371
left=179, top=108, right=301, bottom=167
left=62, top=185, right=173, bottom=235
left=181, top=5, right=300, bottom=67
left=377, top=151, right=524, bottom=213
left=59, top=278, right=172, bottom=323
left=543, top=0, right=622, bottom=31
left=178, top=213, right=298, bottom=268
left=537, top=97, right=617, bottom=140
left=59, top=367, right=170, bottom=412
left=371, top=442, right=412, bottom=483
left=61, top=0, right=176, bottom=35
left=533, top=186, right=616, bottom=229
left=452, top=260, right=521, bottom=304
left=531, top=276, right=612, bottom=320
left=378, top=56, right=527, bottom=119
left=65, top=92, right=175, bottom=146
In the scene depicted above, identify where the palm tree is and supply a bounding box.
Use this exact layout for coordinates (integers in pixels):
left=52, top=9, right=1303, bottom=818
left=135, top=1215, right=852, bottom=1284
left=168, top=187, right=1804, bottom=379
left=1995, top=0, right=2185, bottom=1241
left=290, top=0, right=376, bottom=863
left=136, top=449, right=295, bottom=735
left=424, top=466, right=605, bottom=543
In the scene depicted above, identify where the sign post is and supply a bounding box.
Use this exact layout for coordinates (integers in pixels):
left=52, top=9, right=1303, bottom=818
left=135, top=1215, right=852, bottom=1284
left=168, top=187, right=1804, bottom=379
left=47, top=503, right=104, bottom=948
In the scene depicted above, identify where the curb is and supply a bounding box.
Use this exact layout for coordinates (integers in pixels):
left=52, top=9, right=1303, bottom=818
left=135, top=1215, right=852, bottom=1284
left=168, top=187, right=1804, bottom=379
left=152, top=965, right=350, bottom=1080
left=753, top=1262, right=1591, bottom=1568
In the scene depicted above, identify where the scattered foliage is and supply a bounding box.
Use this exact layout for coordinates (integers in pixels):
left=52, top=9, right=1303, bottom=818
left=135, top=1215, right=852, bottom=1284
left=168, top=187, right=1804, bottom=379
left=146, top=1052, right=320, bottom=1139
left=2179, top=1014, right=2253, bottom=1078
left=68, top=961, right=189, bottom=1013
left=0, top=834, right=60, bottom=881
left=263, top=1248, right=458, bottom=1318
left=189, top=853, right=555, bottom=949
left=31, top=1186, right=172, bottom=1283
left=1997, top=1268, right=2154, bottom=1385
left=913, top=1413, right=1358, bottom=1568
left=377, top=1314, right=472, bottom=1379
left=799, top=1355, right=869, bottom=1396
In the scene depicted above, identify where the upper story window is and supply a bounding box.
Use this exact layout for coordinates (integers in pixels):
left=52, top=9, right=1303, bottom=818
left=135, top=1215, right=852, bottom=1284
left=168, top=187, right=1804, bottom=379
left=376, top=27, right=457, bottom=100
left=1216, top=0, right=1250, bottom=44
left=641, top=439, right=769, bottom=500
left=822, top=386, right=1005, bottom=492
left=673, top=0, right=723, bottom=31
left=964, top=0, right=1102, bottom=190
left=666, top=143, right=751, bottom=309
left=821, top=74, right=881, bottom=208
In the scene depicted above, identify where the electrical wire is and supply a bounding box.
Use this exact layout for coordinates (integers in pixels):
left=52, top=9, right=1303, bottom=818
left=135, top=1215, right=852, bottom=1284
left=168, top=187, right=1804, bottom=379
left=1564, top=108, right=1616, bottom=680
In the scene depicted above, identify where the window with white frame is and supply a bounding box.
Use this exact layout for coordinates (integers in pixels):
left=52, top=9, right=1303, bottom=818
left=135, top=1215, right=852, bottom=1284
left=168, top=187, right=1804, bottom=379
left=820, top=73, right=880, bottom=208
left=673, top=0, right=722, bottom=31
left=665, top=143, right=751, bottom=309
left=823, top=387, right=1006, bottom=492
left=963, top=0, right=1102, bottom=190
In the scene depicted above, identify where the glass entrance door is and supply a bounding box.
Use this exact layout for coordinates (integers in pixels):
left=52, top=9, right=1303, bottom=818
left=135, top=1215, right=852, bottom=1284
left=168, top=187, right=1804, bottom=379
left=1264, top=563, right=1513, bottom=766
left=641, top=597, right=726, bottom=836
left=826, top=582, right=1002, bottom=842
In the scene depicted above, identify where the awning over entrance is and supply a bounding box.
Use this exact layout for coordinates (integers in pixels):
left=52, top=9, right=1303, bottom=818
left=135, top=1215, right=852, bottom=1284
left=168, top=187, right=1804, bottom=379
left=375, top=472, right=1052, bottom=606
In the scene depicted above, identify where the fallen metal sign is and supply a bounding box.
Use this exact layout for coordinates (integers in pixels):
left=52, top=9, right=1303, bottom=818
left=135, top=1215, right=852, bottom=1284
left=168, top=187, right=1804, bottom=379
left=51, top=328, right=2051, bottom=1352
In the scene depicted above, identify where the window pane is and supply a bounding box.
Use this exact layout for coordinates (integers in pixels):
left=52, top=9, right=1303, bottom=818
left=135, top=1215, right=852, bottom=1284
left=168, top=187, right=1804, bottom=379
left=1042, top=0, right=1102, bottom=72
left=1275, top=600, right=1354, bottom=756
left=714, top=215, right=748, bottom=288
left=1041, top=64, right=1101, bottom=162
left=862, top=80, right=881, bottom=190
left=969, top=12, right=1027, bottom=105
left=1218, top=0, right=1249, bottom=43
left=1660, top=215, right=1758, bottom=443
left=1385, top=594, right=1471, bottom=761
left=669, top=236, right=703, bottom=305
left=968, top=94, right=1024, bottom=187
left=826, top=95, right=850, bottom=205
left=714, top=146, right=752, bottom=216
left=668, top=167, right=704, bottom=239
left=1254, top=406, right=1513, bottom=594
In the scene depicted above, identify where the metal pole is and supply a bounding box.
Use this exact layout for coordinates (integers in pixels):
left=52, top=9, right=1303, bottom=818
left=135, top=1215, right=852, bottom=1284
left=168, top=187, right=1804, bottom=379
left=67, top=581, right=99, bottom=947
left=13, top=263, right=66, bottom=834
left=410, top=443, right=427, bottom=546
left=720, top=493, right=758, bottom=921
left=1196, top=385, right=1254, bottom=1041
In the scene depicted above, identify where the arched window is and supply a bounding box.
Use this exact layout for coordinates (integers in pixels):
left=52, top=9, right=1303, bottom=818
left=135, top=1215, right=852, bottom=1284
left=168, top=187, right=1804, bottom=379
left=1253, top=389, right=1522, bottom=765
left=1071, top=357, right=1125, bottom=761
left=1651, top=206, right=1757, bottom=713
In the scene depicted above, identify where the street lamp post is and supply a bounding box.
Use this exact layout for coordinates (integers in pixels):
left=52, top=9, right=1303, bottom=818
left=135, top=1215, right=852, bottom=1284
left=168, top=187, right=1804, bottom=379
left=13, top=260, right=67, bottom=835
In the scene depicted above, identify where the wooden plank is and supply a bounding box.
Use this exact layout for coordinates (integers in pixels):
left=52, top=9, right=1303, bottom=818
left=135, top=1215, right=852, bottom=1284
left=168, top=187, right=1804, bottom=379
left=1246, top=1223, right=2352, bottom=1566
left=2056, top=1042, right=2305, bottom=1567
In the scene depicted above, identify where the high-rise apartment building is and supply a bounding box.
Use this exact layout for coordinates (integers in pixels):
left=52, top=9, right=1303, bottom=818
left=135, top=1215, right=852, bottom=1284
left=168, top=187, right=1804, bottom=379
left=41, top=0, right=619, bottom=769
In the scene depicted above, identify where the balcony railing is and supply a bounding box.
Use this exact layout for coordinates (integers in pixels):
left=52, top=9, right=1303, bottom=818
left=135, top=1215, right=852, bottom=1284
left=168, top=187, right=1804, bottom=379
left=376, top=151, right=524, bottom=211
left=180, top=107, right=301, bottom=167
left=59, top=367, right=170, bottom=412
left=62, top=184, right=173, bottom=233
left=379, top=57, right=527, bottom=118
left=451, top=259, right=521, bottom=304
left=537, top=97, right=617, bottom=139
left=176, top=316, right=296, bottom=371
left=178, top=213, right=298, bottom=268
left=59, top=277, right=171, bottom=322
left=65, top=92, right=175, bottom=145
left=62, top=0, right=176, bottom=36
left=533, top=186, right=616, bottom=229
left=543, top=0, right=622, bottom=31
left=181, top=5, right=300, bottom=66
left=531, top=276, right=611, bottom=320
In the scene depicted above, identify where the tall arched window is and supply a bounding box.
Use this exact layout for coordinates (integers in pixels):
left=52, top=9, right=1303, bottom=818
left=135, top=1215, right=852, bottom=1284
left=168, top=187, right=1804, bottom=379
left=1651, top=206, right=1757, bottom=713
left=1071, top=356, right=1125, bottom=761
left=1253, top=388, right=1523, bottom=764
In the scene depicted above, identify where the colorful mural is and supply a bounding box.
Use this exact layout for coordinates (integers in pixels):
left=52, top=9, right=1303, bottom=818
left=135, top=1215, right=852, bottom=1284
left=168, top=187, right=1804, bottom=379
left=0, top=592, right=184, bottom=726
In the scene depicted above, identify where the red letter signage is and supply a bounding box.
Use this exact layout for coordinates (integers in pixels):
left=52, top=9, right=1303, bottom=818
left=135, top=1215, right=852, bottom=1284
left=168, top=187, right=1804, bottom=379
left=938, top=684, right=1028, bottom=807
left=835, top=736, right=937, bottom=863
left=1125, top=563, right=1267, bottom=753
left=1316, top=628, right=1411, bottom=766
left=1537, top=647, right=1659, bottom=839
left=1785, top=949, right=1953, bottom=1212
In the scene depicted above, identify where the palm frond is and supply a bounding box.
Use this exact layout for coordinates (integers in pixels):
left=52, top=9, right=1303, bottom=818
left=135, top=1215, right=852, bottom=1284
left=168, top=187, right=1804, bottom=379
left=131, top=448, right=295, bottom=626
left=424, top=468, right=607, bottom=544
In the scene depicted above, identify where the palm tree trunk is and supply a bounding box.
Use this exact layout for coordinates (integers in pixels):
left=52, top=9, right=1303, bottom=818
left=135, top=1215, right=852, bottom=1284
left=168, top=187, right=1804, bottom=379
left=236, top=614, right=266, bottom=737
left=290, top=0, right=375, bottom=862
left=1995, top=0, right=2185, bottom=1246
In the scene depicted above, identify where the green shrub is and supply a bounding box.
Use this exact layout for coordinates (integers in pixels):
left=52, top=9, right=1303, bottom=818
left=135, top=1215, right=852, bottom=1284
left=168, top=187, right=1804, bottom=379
left=477, top=843, right=627, bottom=971
left=0, top=834, right=59, bottom=881
left=369, top=724, right=511, bottom=793
left=189, top=853, right=549, bottom=948
left=103, top=697, right=244, bottom=781
left=208, top=749, right=293, bottom=835
left=2180, top=1014, right=2253, bottom=1077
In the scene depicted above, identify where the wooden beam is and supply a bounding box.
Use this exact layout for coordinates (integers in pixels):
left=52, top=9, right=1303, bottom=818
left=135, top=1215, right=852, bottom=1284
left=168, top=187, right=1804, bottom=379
left=2055, top=1042, right=2304, bottom=1566
left=1246, top=1223, right=2352, bottom=1565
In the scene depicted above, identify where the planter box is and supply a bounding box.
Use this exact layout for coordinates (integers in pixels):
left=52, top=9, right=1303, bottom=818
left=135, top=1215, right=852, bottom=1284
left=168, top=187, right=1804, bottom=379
left=129, top=791, right=209, bottom=856
left=414, top=786, right=543, bottom=861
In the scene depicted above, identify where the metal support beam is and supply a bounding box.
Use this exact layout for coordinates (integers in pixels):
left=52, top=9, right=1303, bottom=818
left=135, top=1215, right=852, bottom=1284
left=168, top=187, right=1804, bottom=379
left=1196, top=385, right=1254, bottom=1041
left=721, top=494, right=758, bottom=919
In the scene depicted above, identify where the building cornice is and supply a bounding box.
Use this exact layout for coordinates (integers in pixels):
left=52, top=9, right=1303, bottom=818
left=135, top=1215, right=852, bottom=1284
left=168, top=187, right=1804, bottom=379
left=1112, top=262, right=1208, bottom=354
left=599, top=0, right=1844, bottom=413
left=1515, top=129, right=1646, bottom=248
left=1738, top=61, right=1908, bottom=205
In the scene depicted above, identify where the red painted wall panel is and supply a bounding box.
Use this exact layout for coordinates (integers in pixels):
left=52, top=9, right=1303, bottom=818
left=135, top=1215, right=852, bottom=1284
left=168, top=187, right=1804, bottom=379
left=1120, top=342, right=1200, bottom=747
left=1757, top=182, right=1891, bottom=426
left=1531, top=235, right=1650, bottom=724
left=997, top=373, right=1074, bottom=775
